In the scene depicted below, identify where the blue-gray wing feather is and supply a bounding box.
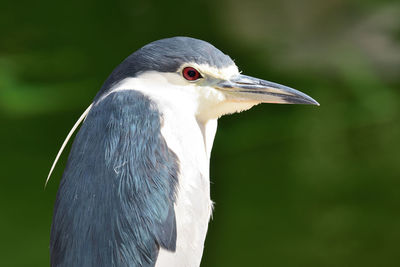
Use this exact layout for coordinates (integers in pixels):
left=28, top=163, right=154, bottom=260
left=50, top=90, right=179, bottom=267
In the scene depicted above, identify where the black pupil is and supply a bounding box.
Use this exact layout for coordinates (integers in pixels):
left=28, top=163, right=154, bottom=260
left=187, top=69, right=196, bottom=77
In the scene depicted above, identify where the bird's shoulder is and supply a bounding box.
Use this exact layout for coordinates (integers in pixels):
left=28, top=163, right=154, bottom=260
left=50, top=89, right=179, bottom=267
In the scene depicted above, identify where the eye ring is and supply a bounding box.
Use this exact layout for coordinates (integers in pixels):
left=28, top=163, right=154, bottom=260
left=182, top=67, right=202, bottom=81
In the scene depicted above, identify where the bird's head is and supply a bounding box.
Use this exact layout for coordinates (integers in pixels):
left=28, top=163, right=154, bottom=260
left=96, top=37, right=319, bottom=122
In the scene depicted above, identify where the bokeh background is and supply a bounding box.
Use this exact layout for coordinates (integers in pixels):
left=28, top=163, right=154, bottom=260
left=2, top=0, right=400, bottom=266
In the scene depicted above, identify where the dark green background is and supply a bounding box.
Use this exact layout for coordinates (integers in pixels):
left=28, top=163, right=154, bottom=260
left=2, top=0, right=400, bottom=266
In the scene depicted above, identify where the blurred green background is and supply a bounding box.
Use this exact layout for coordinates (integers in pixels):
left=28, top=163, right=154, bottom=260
left=1, top=0, right=400, bottom=266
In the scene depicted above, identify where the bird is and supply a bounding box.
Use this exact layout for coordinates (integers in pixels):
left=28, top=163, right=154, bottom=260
left=47, top=36, right=319, bottom=267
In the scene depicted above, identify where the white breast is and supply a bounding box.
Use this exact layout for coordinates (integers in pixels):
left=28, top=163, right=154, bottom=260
left=155, top=108, right=216, bottom=267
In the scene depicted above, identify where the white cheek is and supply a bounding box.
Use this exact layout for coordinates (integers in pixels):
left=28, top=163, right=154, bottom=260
left=195, top=86, right=258, bottom=121
left=195, top=86, right=226, bottom=121
left=98, top=70, right=257, bottom=123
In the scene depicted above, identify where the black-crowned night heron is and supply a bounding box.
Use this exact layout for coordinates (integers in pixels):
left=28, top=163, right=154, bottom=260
left=47, top=36, right=318, bottom=267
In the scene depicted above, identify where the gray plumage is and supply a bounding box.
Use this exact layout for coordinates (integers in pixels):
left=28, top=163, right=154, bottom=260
left=50, top=91, right=179, bottom=266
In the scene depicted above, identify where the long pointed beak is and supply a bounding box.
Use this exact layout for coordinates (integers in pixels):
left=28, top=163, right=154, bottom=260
left=216, top=74, right=319, bottom=105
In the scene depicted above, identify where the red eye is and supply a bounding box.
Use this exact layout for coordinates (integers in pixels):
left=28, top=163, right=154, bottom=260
left=182, top=67, right=202, bottom=81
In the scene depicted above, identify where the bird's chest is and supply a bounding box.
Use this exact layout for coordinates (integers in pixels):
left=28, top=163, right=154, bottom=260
left=156, top=109, right=215, bottom=267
